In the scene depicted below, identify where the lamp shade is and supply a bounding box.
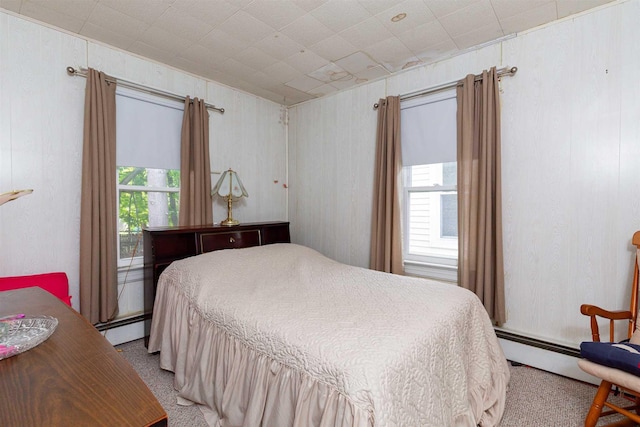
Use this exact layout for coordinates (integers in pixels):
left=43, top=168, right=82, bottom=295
left=212, top=169, right=248, bottom=199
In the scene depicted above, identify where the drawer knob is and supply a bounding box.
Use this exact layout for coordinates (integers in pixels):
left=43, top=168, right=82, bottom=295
left=229, top=237, right=235, bottom=243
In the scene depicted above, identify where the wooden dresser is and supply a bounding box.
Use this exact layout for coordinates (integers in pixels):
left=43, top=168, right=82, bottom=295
left=143, top=221, right=290, bottom=346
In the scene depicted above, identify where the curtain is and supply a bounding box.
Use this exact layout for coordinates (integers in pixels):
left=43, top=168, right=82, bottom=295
left=79, top=68, right=119, bottom=324
left=179, top=97, right=213, bottom=226
left=370, top=96, right=403, bottom=274
left=457, top=67, right=506, bottom=324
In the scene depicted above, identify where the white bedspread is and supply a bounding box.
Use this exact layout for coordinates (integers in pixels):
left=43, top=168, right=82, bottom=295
left=149, top=243, right=509, bottom=427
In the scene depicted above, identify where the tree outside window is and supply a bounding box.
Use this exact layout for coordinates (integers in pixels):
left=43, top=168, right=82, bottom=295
left=118, top=166, right=180, bottom=261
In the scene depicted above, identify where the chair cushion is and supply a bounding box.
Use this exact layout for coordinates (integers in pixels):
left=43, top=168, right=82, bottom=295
left=581, top=341, right=640, bottom=376
left=0, top=272, right=72, bottom=306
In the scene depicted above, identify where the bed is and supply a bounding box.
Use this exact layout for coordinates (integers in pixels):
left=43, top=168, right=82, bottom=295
left=148, top=243, right=509, bottom=427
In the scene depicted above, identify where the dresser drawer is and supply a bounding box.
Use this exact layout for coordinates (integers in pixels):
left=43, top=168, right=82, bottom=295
left=200, top=230, right=261, bottom=253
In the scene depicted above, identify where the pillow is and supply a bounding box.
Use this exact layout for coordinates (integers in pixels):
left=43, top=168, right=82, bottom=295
left=581, top=341, right=640, bottom=376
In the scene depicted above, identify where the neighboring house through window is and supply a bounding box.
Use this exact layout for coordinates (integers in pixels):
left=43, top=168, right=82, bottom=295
left=115, top=87, right=183, bottom=267
left=400, top=89, right=458, bottom=281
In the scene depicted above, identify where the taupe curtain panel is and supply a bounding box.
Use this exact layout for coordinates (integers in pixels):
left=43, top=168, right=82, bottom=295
left=79, top=68, right=119, bottom=324
left=179, top=96, right=213, bottom=226
left=370, top=96, right=404, bottom=274
left=457, top=67, right=506, bottom=324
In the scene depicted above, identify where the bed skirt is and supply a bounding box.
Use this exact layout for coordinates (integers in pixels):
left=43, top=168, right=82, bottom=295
left=149, top=279, right=373, bottom=427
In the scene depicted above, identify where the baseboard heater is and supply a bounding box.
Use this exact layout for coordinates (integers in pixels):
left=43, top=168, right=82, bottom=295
left=495, top=329, right=581, bottom=358
left=95, top=314, right=145, bottom=332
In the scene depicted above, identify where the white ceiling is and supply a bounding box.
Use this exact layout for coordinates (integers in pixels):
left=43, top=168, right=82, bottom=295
left=0, top=0, right=615, bottom=105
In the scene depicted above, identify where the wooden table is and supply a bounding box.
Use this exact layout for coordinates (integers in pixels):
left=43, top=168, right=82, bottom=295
left=0, top=287, right=168, bottom=426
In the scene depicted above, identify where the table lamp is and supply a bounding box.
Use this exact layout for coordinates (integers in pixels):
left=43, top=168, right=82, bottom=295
left=212, top=169, right=248, bottom=226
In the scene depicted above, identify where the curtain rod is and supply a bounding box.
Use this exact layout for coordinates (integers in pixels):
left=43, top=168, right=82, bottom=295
left=373, top=66, right=518, bottom=109
left=66, top=66, right=225, bottom=114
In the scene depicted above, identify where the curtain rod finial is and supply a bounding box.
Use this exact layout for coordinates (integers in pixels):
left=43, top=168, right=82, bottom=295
left=66, top=66, right=76, bottom=75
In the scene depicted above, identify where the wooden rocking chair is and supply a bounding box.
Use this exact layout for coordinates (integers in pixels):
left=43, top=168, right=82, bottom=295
left=579, top=231, right=640, bottom=427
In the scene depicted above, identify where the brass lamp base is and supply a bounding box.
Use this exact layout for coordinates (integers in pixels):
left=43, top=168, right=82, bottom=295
left=221, top=195, right=239, bottom=226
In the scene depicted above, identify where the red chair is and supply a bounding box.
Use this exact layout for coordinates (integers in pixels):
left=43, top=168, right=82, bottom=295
left=0, top=272, right=72, bottom=306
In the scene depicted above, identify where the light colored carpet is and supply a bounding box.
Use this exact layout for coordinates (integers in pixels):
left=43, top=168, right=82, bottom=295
left=116, top=339, right=633, bottom=426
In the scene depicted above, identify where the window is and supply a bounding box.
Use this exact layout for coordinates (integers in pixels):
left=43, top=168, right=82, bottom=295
left=400, top=89, right=458, bottom=280
left=115, top=87, right=184, bottom=266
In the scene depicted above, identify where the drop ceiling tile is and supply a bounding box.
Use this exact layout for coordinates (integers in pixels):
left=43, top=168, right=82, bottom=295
left=26, top=0, right=96, bottom=21
left=357, top=0, right=396, bottom=15
left=216, top=57, right=260, bottom=81
left=275, top=84, right=317, bottom=104
left=556, top=0, right=612, bottom=18
left=335, top=51, right=379, bottom=74
left=328, top=75, right=358, bottom=90
left=308, top=62, right=348, bottom=83
left=18, top=1, right=86, bottom=32
left=217, top=10, right=276, bottom=45
left=284, top=49, right=329, bottom=74
left=262, top=61, right=300, bottom=84
left=295, top=0, right=329, bottom=13
left=199, top=29, right=250, bottom=58
left=97, top=0, right=171, bottom=25
left=179, top=44, right=226, bottom=69
left=235, top=47, right=279, bottom=70
left=153, top=6, right=214, bottom=42
left=490, top=0, right=552, bottom=20
left=354, top=64, right=391, bottom=81
left=310, top=34, right=358, bottom=61
left=171, top=0, right=239, bottom=27
left=243, top=0, right=307, bottom=31
left=247, top=71, right=284, bottom=90
left=226, top=0, right=253, bottom=8
left=128, top=41, right=178, bottom=66
left=452, top=22, right=505, bottom=50
left=308, top=83, right=339, bottom=96
left=423, top=0, right=481, bottom=18
left=414, top=38, right=458, bottom=62
left=281, top=14, right=335, bottom=48
left=254, top=32, right=304, bottom=61
left=310, top=0, right=372, bottom=32
left=285, top=74, right=324, bottom=92
left=80, top=21, right=136, bottom=50
left=139, top=26, right=192, bottom=55
left=375, top=0, right=437, bottom=36
left=87, top=3, right=148, bottom=40
left=498, top=2, right=557, bottom=34
left=438, top=0, right=499, bottom=38
left=338, top=17, right=395, bottom=49
left=364, top=37, right=418, bottom=71
left=0, top=1, right=22, bottom=13
left=396, top=19, right=451, bottom=54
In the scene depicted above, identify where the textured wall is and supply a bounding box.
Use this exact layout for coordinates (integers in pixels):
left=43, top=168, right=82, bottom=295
left=0, top=12, right=287, bottom=316
left=288, top=0, right=640, bottom=348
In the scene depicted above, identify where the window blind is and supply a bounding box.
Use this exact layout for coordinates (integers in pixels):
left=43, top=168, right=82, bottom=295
left=116, top=87, right=183, bottom=170
left=400, top=89, right=457, bottom=166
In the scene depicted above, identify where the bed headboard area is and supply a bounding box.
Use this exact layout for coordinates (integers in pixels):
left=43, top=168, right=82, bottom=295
left=142, top=221, right=290, bottom=346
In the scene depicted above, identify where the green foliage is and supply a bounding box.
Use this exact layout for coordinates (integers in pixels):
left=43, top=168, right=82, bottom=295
left=118, top=167, right=180, bottom=233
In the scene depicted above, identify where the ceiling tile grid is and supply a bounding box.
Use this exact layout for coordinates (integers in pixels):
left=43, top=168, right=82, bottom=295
left=0, top=0, right=616, bottom=105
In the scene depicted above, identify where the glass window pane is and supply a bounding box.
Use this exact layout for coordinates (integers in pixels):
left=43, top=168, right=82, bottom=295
left=118, top=167, right=180, bottom=188
left=118, top=167, right=180, bottom=260
left=440, top=194, right=458, bottom=237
